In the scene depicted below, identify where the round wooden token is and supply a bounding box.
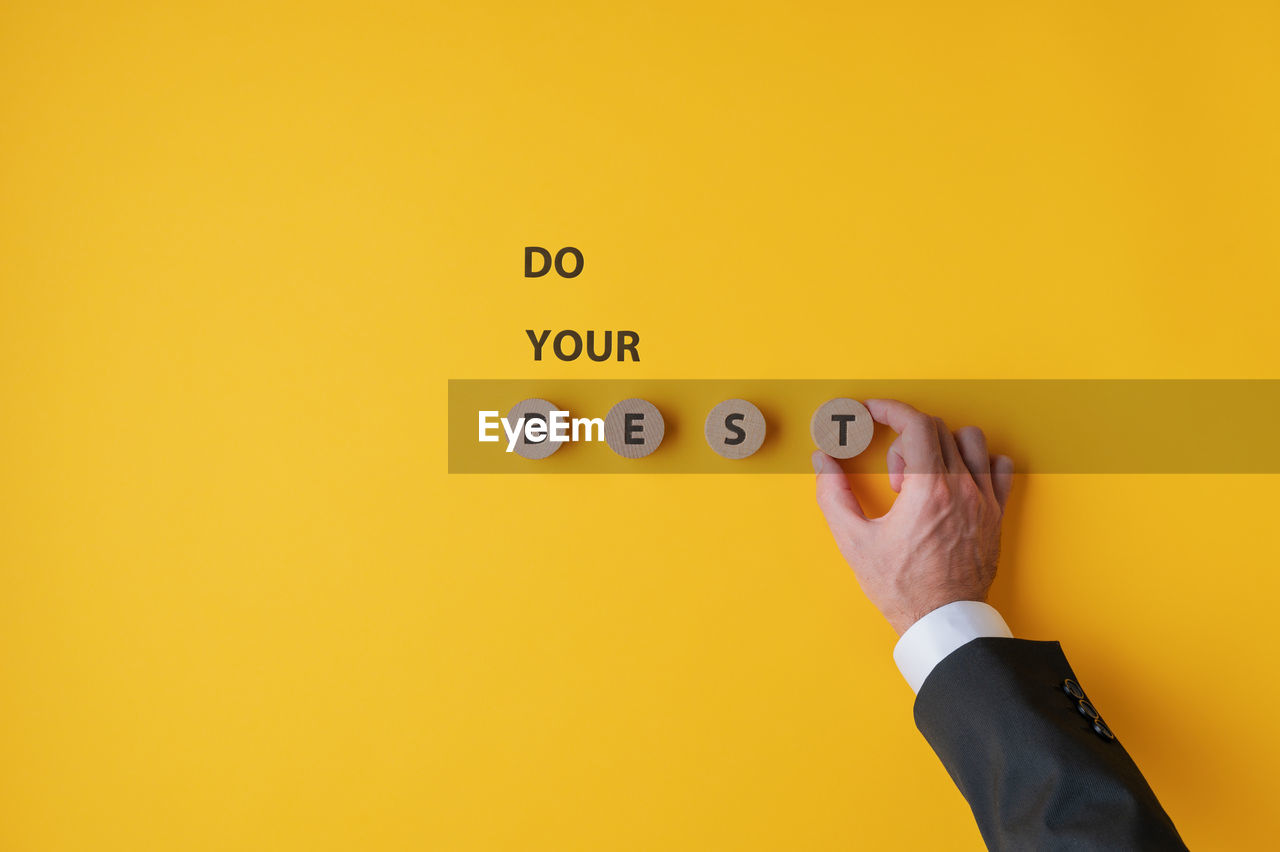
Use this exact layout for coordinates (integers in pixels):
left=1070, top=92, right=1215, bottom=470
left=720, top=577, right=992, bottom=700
left=603, top=398, right=665, bottom=458
left=810, top=397, right=874, bottom=458
left=504, top=397, right=562, bottom=460
left=704, top=398, right=766, bottom=459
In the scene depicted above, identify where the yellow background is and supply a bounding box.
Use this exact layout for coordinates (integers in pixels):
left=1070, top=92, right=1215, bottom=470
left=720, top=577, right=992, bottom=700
left=3, top=1, right=1278, bottom=849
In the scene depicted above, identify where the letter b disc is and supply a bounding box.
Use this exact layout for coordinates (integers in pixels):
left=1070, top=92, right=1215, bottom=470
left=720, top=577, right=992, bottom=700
left=505, top=398, right=562, bottom=460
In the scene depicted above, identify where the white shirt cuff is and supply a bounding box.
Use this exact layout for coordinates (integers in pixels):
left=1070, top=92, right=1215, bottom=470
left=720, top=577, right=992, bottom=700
left=892, top=601, right=1012, bottom=694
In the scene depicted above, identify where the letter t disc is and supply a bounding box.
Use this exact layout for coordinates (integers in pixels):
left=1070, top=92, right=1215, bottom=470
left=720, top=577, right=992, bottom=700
left=810, top=398, right=874, bottom=459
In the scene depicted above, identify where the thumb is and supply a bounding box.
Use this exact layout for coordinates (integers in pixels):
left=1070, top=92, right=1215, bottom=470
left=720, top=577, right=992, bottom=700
left=813, top=451, right=868, bottom=526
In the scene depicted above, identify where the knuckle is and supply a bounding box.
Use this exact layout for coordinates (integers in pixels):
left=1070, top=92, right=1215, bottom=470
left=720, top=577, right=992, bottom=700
left=923, top=476, right=952, bottom=504
left=836, top=528, right=863, bottom=554
left=907, top=411, right=933, bottom=432
left=815, top=488, right=846, bottom=516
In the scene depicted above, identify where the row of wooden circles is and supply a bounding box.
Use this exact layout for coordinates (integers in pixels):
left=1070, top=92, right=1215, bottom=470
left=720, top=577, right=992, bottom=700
left=505, top=397, right=874, bottom=460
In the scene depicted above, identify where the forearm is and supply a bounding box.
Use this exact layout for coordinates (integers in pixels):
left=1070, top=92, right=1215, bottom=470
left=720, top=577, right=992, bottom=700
left=912, top=636, right=1186, bottom=850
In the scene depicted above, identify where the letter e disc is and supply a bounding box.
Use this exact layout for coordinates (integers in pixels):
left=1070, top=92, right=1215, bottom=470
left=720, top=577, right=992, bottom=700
left=810, top=398, right=874, bottom=458
left=604, top=398, right=665, bottom=458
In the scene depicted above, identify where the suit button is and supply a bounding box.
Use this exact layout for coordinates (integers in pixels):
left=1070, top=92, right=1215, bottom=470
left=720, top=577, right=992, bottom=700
left=1077, top=699, right=1100, bottom=721
left=1093, top=719, right=1116, bottom=741
left=1063, top=678, right=1085, bottom=700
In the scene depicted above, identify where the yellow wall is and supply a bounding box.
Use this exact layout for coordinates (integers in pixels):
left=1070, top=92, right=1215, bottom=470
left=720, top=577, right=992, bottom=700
left=3, top=2, right=1278, bottom=848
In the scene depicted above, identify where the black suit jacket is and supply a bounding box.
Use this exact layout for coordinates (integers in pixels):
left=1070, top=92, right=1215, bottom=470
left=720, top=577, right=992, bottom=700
left=914, top=638, right=1186, bottom=850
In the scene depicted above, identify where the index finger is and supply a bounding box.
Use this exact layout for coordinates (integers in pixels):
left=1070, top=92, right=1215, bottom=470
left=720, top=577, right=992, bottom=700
left=864, top=399, right=946, bottom=475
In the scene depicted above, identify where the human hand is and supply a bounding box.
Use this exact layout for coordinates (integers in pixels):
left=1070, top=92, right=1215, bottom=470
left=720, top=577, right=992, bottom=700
left=812, top=399, right=1014, bottom=636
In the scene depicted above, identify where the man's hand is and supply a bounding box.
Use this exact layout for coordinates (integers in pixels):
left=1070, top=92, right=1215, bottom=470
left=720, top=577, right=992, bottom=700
left=812, top=399, right=1014, bottom=636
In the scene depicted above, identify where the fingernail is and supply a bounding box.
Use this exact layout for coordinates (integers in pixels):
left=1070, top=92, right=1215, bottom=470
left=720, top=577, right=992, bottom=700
left=811, top=452, right=825, bottom=474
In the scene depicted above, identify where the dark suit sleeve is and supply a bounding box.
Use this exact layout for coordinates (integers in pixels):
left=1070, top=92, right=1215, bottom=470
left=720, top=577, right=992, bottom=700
left=913, top=637, right=1186, bottom=851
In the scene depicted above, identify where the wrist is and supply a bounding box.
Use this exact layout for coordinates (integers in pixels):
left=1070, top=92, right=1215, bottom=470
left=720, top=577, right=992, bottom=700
left=892, top=601, right=1013, bottom=692
left=888, top=593, right=990, bottom=636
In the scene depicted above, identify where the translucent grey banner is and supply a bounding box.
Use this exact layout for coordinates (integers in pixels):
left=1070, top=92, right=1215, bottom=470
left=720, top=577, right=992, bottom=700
left=448, top=380, right=1280, bottom=473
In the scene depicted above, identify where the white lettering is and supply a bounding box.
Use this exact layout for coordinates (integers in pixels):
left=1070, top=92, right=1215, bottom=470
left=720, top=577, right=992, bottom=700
left=549, top=410, right=571, bottom=442
left=478, top=411, right=500, bottom=442
left=572, top=416, right=604, bottom=442
left=501, top=416, right=523, bottom=453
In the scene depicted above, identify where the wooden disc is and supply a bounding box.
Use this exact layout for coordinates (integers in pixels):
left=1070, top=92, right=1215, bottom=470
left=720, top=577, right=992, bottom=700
left=704, top=398, right=766, bottom=459
left=810, top=398, right=874, bottom=458
left=603, top=398, right=664, bottom=458
left=504, top=398, right=562, bottom=460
